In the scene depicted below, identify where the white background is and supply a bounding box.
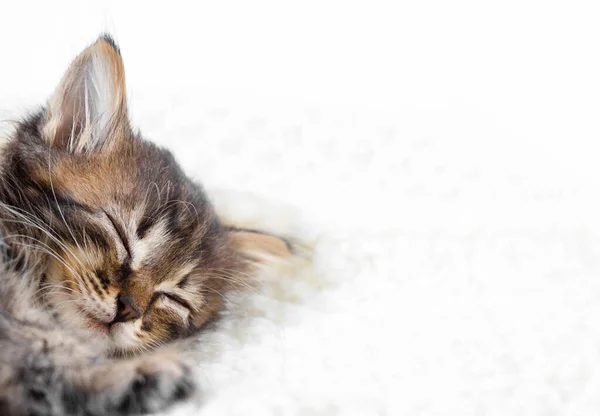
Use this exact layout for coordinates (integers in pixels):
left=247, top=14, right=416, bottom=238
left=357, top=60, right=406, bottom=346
left=2, top=1, right=600, bottom=415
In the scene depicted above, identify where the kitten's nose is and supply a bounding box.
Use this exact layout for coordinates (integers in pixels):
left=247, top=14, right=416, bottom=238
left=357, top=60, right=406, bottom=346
left=114, top=294, right=141, bottom=323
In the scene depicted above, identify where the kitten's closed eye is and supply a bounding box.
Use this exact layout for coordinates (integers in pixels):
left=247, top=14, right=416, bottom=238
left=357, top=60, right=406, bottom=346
left=159, top=292, right=192, bottom=312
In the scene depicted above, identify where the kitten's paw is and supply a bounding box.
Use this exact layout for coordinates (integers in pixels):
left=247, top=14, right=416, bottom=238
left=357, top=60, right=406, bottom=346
left=125, top=349, right=195, bottom=413
left=83, top=349, right=195, bottom=415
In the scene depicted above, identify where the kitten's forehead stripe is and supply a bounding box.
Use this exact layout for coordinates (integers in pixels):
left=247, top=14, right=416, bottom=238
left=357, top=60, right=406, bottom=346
left=130, top=218, right=170, bottom=272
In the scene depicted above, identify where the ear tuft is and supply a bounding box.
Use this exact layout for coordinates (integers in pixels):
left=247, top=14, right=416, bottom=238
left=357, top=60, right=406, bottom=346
left=43, top=35, right=128, bottom=153
left=98, top=33, right=122, bottom=56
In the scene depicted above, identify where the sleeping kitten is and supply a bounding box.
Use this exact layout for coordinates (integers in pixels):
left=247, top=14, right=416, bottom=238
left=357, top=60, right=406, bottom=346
left=0, top=35, right=290, bottom=415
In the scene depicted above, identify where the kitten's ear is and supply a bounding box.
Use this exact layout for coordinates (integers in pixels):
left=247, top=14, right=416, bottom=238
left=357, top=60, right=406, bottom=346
left=43, top=35, right=128, bottom=153
left=227, top=228, right=292, bottom=262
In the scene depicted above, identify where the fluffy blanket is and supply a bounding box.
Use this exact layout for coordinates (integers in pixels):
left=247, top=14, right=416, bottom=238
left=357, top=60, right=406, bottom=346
left=1, top=1, right=599, bottom=414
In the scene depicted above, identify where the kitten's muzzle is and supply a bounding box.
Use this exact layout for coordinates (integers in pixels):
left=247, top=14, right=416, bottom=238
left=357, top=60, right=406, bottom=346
left=112, top=294, right=142, bottom=323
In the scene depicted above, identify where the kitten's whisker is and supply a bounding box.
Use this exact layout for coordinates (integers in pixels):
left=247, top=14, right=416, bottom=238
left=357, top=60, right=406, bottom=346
left=0, top=202, right=61, bottom=238
left=141, top=181, right=160, bottom=212
left=38, top=280, right=79, bottom=293
left=205, top=271, right=259, bottom=293
left=35, top=282, right=79, bottom=297
left=205, top=267, right=258, bottom=280
left=75, top=274, right=97, bottom=298
left=3, top=235, right=86, bottom=282
left=199, top=285, right=232, bottom=299
left=79, top=225, right=96, bottom=267
left=38, top=291, right=78, bottom=303
left=208, top=276, right=257, bottom=294
left=155, top=199, right=199, bottom=222
left=0, top=205, right=91, bottom=275
left=51, top=298, right=85, bottom=309
left=147, top=338, right=166, bottom=351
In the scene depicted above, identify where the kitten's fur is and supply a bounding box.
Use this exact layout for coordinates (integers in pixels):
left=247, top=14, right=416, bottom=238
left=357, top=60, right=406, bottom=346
left=0, top=35, right=289, bottom=415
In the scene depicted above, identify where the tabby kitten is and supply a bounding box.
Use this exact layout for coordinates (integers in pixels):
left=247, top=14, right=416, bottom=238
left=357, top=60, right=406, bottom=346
left=0, top=35, right=289, bottom=415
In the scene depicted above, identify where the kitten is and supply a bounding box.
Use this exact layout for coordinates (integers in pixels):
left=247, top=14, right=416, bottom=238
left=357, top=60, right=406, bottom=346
left=0, top=35, right=290, bottom=415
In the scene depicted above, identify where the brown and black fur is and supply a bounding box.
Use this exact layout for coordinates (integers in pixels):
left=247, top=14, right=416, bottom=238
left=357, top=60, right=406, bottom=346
left=0, top=35, right=290, bottom=415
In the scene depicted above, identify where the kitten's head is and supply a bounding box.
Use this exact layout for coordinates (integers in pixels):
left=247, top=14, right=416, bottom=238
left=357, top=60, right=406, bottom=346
left=0, top=36, right=289, bottom=354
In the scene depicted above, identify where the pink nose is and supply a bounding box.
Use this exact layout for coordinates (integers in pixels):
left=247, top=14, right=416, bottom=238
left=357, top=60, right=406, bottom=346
left=113, top=294, right=141, bottom=323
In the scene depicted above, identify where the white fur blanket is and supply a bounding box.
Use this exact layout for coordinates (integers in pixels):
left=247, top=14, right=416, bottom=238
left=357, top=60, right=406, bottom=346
left=2, top=1, right=600, bottom=414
